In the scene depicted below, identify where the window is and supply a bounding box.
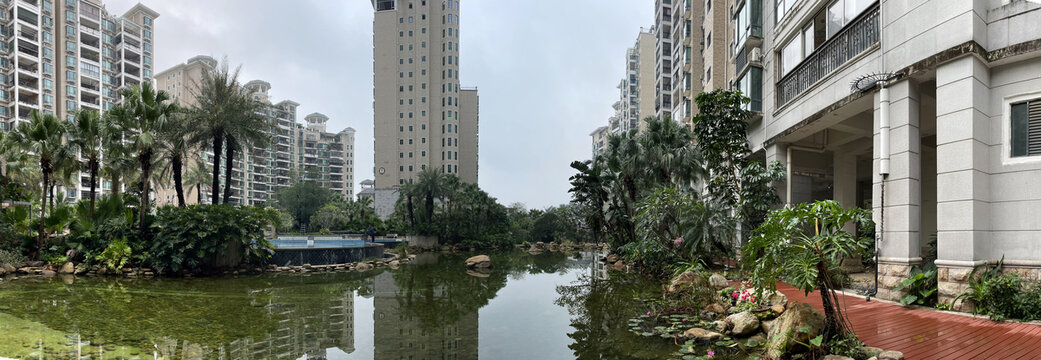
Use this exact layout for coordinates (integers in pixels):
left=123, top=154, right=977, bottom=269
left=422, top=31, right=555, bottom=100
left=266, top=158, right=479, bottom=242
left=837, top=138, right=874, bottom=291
left=1011, top=99, right=1041, bottom=157
left=736, top=67, right=763, bottom=112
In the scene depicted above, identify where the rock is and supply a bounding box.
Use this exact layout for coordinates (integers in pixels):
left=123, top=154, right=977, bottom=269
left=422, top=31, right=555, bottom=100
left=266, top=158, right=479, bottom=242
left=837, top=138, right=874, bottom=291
left=668, top=271, right=699, bottom=292
left=0, top=267, right=5, bottom=276
left=764, top=291, right=788, bottom=306
left=878, top=351, right=904, bottom=360
left=59, top=262, right=75, bottom=274
left=712, top=320, right=725, bottom=331
left=355, top=263, right=373, bottom=271
left=770, top=304, right=786, bottom=315
left=17, top=267, right=31, bottom=274
left=709, top=273, right=729, bottom=289
left=823, top=355, right=855, bottom=360
left=25, top=261, right=43, bottom=267
left=702, top=303, right=727, bottom=316
left=765, top=302, right=825, bottom=359
left=534, top=241, right=546, bottom=249
left=861, top=346, right=884, bottom=358
left=40, top=269, right=56, bottom=277
left=465, top=255, right=492, bottom=269
left=760, top=318, right=776, bottom=333
left=97, top=268, right=108, bottom=275
left=389, top=260, right=400, bottom=268
left=683, top=327, right=724, bottom=342
left=605, top=254, right=620, bottom=263
left=612, top=260, right=625, bottom=270
left=724, top=311, right=760, bottom=337
left=465, top=269, right=490, bottom=278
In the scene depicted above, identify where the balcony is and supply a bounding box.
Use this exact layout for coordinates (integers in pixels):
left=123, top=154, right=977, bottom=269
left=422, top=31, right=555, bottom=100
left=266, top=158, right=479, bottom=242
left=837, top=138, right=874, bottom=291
left=776, top=2, right=879, bottom=107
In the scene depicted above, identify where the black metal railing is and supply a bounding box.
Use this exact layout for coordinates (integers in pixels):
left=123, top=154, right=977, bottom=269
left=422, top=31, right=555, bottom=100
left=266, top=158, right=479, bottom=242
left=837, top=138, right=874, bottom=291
left=776, top=2, right=879, bottom=106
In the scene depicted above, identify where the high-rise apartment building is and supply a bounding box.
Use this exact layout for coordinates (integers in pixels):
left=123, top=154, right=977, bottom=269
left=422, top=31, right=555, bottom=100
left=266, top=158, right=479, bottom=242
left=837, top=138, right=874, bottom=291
left=155, top=56, right=356, bottom=206
left=0, top=0, right=158, bottom=201
left=371, top=0, right=479, bottom=218
left=615, top=29, right=656, bottom=135
left=653, top=0, right=673, bottom=120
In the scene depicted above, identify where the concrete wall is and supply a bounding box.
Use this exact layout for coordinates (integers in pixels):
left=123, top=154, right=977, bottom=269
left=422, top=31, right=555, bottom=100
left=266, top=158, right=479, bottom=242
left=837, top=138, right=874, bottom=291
left=374, top=188, right=400, bottom=219
left=268, top=244, right=384, bottom=266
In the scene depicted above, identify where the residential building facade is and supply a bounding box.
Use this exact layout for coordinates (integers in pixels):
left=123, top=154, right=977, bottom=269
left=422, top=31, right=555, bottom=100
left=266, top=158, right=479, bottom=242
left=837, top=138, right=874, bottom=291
left=0, top=0, right=158, bottom=201
left=155, top=57, right=356, bottom=206
left=731, top=0, right=1041, bottom=307
left=371, top=0, right=480, bottom=218
left=654, top=0, right=674, bottom=120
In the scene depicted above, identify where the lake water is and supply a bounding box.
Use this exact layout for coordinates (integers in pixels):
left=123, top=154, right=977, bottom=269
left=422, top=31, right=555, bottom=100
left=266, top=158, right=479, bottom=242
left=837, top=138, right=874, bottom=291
left=0, top=250, right=681, bottom=359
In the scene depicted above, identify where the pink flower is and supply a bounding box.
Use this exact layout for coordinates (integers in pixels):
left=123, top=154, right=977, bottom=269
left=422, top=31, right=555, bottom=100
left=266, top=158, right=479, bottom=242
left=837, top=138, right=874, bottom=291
left=646, top=311, right=651, bottom=315
left=732, top=291, right=739, bottom=298
left=674, top=237, right=683, bottom=245
left=682, top=318, right=687, bottom=322
left=707, top=350, right=715, bottom=358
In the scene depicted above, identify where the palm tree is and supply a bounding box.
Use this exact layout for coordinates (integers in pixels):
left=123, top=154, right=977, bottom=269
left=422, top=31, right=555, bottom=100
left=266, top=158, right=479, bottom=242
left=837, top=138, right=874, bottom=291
left=103, top=105, right=136, bottom=196
left=69, top=110, right=111, bottom=217
left=183, top=161, right=210, bottom=204
left=414, top=168, right=446, bottom=223
left=120, top=82, right=177, bottom=237
left=188, top=59, right=245, bottom=205
left=9, top=110, right=73, bottom=252
left=221, top=92, right=269, bottom=205
left=156, top=111, right=192, bottom=206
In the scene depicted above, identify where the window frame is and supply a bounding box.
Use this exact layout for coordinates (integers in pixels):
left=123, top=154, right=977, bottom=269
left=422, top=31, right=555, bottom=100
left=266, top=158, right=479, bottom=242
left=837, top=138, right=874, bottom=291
left=1004, top=91, right=1041, bottom=164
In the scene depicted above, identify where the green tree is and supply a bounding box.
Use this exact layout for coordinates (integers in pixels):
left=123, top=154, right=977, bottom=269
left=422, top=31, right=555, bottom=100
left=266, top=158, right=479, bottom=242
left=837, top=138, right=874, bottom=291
left=156, top=112, right=192, bottom=207
left=742, top=200, right=871, bottom=343
left=183, top=161, right=210, bottom=204
left=8, top=111, right=74, bottom=253
left=220, top=88, right=269, bottom=204
left=119, top=82, right=178, bottom=238
left=188, top=59, right=244, bottom=205
left=274, top=182, right=335, bottom=231
left=69, top=109, right=113, bottom=217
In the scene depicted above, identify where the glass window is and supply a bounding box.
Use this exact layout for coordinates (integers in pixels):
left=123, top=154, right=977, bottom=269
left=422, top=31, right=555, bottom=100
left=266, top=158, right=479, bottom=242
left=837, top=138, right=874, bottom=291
left=781, top=37, right=801, bottom=76
left=1011, top=100, right=1041, bottom=157
left=827, top=1, right=844, bottom=39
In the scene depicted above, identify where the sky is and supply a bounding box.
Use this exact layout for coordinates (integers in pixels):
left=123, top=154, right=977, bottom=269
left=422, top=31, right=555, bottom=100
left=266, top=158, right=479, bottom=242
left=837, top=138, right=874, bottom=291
left=107, top=0, right=654, bottom=210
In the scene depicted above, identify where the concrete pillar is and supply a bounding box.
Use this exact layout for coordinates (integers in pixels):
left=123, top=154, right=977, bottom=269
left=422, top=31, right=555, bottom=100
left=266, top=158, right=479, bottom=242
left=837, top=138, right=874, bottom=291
left=765, top=143, right=788, bottom=206
left=934, top=56, right=991, bottom=309
left=833, top=152, right=858, bottom=233
left=872, top=78, right=922, bottom=300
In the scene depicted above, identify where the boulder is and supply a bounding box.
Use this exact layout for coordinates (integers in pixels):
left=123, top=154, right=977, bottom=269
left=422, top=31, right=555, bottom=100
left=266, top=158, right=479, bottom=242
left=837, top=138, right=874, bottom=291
left=2, top=263, right=15, bottom=273
left=389, top=260, right=400, bottom=268
left=40, top=269, right=56, bottom=277
left=861, top=347, right=884, bottom=358
left=25, top=260, right=43, bottom=267
left=769, top=304, right=786, bottom=315
left=822, top=356, right=854, bottom=360
left=765, top=302, right=825, bottom=359
left=465, top=255, right=492, bottom=269
left=760, top=318, right=776, bottom=333
left=59, top=262, right=75, bottom=274
left=682, top=327, right=724, bottom=342
left=878, top=351, right=905, bottom=360
left=724, top=311, right=760, bottom=337
left=0, top=267, right=5, bottom=276
left=709, top=273, right=729, bottom=289
left=612, top=260, right=625, bottom=270
left=701, top=303, right=727, bottom=316
left=534, top=241, right=546, bottom=249
left=355, top=263, right=373, bottom=271
left=764, top=291, right=789, bottom=307
left=668, top=271, right=700, bottom=293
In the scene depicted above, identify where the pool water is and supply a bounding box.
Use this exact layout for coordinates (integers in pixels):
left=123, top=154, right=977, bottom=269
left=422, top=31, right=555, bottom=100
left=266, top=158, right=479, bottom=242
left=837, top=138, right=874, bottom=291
left=270, top=239, right=367, bottom=248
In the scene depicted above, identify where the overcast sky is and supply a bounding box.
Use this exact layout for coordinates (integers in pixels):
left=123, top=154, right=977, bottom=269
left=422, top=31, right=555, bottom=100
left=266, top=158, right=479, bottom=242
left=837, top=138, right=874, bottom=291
left=107, top=0, right=654, bottom=210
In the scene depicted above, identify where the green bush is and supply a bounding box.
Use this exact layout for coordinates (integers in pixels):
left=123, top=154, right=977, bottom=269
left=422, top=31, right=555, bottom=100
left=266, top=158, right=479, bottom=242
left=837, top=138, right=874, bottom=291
left=895, top=262, right=938, bottom=306
left=96, top=237, right=132, bottom=271
left=149, top=205, right=276, bottom=273
left=0, top=248, right=26, bottom=266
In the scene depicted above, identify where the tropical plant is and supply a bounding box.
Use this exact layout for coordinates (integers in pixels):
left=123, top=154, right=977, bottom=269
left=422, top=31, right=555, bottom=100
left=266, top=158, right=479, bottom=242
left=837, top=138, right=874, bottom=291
left=118, top=82, right=177, bottom=238
left=273, top=182, right=335, bottom=230
left=149, top=204, right=276, bottom=273
left=742, top=200, right=872, bottom=342
left=155, top=111, right=193, bottom=207
left=96, top=237, right=132, bottom=271
left=220, top=92, right=269, bottom=204
left=69, top=109, right=112, bottom=217
left=894, top=262, right=938, bottom=306
left=183, top=161, right=210, bottom=204
left=8, top=110, right=74, bottom=254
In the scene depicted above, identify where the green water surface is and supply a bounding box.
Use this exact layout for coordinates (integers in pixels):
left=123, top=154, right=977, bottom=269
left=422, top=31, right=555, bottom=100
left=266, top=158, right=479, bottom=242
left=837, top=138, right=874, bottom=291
left=0, top=250, right=682, bottom=359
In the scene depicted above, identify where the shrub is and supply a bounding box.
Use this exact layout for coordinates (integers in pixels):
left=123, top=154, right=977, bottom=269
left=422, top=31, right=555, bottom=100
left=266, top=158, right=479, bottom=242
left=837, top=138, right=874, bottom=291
left=0, top=248, right=26, bottom=266
left=96, top=237, right=132, bottom=271
left=149, top=205, right=276, bottom=273
left=895, top=262, right=938, bottom=306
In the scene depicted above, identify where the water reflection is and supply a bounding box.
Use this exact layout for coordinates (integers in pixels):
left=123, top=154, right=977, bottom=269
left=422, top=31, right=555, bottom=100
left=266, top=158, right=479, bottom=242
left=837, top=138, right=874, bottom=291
left=0, top=250, right=675, bottom=359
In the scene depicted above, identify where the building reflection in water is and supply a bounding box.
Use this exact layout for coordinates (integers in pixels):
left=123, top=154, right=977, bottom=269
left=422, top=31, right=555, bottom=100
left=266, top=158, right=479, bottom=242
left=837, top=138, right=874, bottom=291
left=373, top=267, right=479, bottom=360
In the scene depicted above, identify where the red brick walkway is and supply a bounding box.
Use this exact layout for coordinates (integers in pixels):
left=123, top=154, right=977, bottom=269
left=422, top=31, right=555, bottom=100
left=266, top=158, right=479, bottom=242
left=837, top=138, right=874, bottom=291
left=775, top=283, right=1041, bottom=359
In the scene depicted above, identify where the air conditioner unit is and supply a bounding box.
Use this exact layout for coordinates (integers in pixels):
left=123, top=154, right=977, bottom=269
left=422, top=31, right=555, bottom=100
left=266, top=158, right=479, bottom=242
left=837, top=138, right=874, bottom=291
left=749, top=47, right=763, bottom=63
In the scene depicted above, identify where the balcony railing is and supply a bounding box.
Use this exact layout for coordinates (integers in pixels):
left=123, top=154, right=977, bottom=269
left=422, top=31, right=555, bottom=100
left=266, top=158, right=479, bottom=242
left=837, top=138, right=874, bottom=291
left=776, top=2, right=879, bottom=107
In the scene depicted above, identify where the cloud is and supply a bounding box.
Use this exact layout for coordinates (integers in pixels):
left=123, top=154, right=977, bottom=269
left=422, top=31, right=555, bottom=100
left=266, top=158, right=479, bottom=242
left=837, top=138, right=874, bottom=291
left=109, top=0, right=652, bottom=210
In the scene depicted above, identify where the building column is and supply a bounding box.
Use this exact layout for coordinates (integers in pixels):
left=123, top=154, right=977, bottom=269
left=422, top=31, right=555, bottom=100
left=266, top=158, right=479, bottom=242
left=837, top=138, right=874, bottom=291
left=765, top=143, right=788, bottom=206
left=873, top=78, right=922, bottom=301
left=834, top=151, right=862, bottom=271
left=934, top=56, right=991, bottom=309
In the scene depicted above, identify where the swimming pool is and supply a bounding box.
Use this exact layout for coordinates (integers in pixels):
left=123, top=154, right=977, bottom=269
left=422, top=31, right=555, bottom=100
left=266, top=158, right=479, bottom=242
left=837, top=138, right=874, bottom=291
left=271, top=239, right=367, bottom=249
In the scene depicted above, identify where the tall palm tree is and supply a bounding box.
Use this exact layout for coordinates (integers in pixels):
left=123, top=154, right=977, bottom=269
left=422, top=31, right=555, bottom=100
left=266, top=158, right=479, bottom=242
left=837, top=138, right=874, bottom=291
left=9, top=110, right=73, bottom=252
left=103, top=105, right=136, bottom=196
left=69, top=109, right=111, bottom=217
left=221, top=93, right=269, bottom=205
left=156, top=111, right=191, bottom=206
left=188, top=59, right=244, bottom=205
left=120, top=82, right=177, bottom=237
left=414, top=168, right=446, bottom=223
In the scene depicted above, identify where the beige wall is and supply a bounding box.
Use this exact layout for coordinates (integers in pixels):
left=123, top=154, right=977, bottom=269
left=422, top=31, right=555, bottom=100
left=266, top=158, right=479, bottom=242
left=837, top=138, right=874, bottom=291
left=458, top=88, right=478, bottom=184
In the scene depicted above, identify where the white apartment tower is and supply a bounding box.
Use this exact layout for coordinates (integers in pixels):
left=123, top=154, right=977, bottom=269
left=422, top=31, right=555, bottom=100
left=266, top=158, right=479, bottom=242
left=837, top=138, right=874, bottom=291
left=653, top=0, right=673, bottom=119
left=371, top=0, right=479, bottom=218
left=0, top=0, right=157, bottom=201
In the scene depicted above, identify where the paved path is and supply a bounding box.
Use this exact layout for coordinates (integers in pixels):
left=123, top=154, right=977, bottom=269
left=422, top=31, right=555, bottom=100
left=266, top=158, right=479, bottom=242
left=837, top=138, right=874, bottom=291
left=775, top=283, right=1041, bottom=359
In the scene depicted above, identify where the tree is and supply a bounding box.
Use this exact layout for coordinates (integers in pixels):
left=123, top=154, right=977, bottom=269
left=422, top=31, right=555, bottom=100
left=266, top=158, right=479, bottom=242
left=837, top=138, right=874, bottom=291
left=743, top=200, right=871, bottom=344
left=274, top=182, right=335, bottom=231
left=568, top=160, right=608, bottom=245
left=221, top=88, right=269, bottom=204
left=69, top=110, right=111, bottom=217
left=156, top=112, right=192, bottom=207
left=8, top=111, right=73, bottom=253
left=183, top=161, right=210, bottom=204
left=188, top=59, right=244, bottom=205
left=119, top=82, right=177, bottom=238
